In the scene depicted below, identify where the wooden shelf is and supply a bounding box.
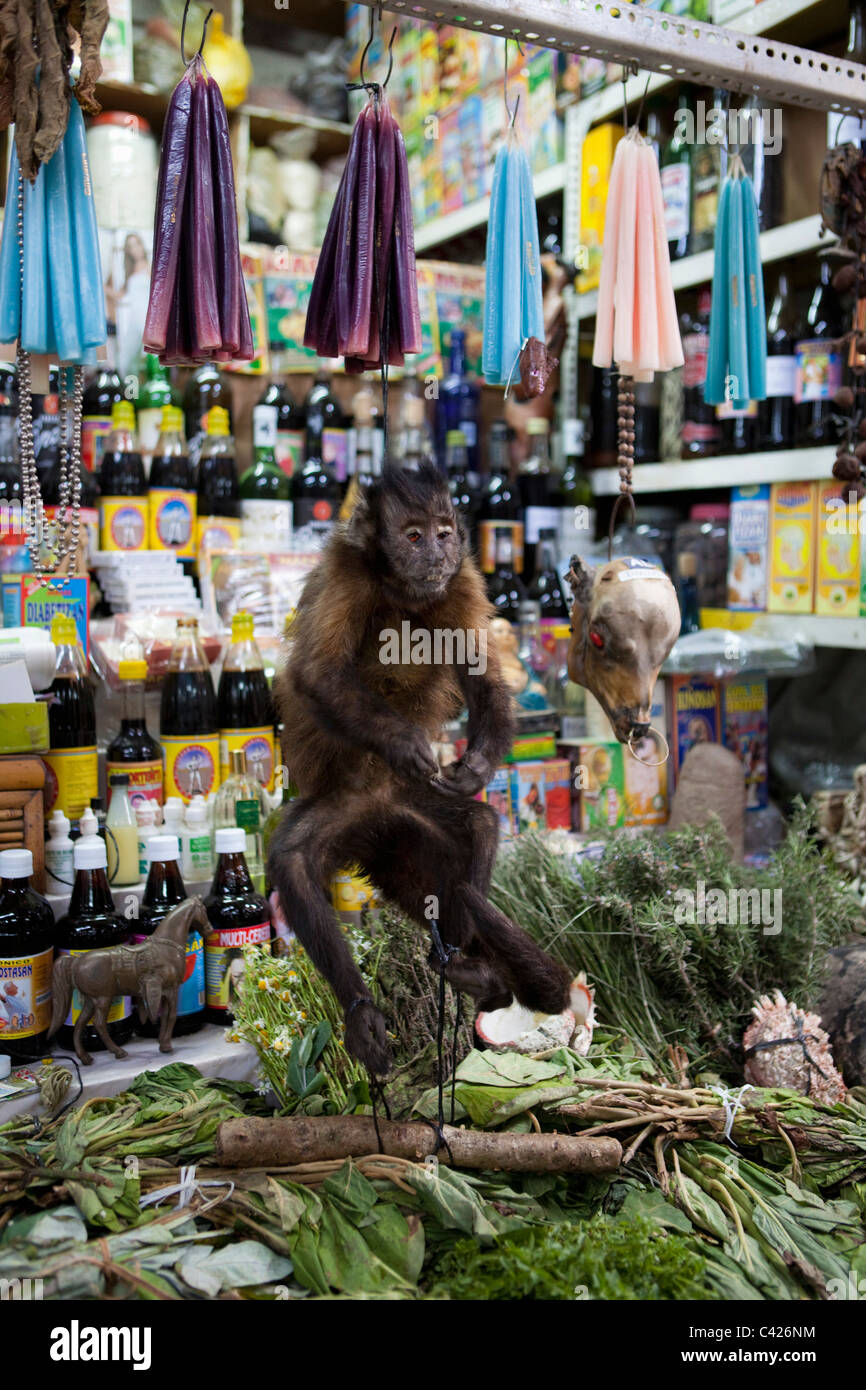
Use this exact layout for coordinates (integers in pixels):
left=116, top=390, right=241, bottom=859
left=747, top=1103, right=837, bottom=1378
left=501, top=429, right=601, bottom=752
left=590, top=446, right=834, bottom=496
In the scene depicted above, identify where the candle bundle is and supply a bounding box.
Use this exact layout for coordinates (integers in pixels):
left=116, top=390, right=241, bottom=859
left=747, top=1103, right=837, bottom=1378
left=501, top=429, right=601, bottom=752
left=592, top=128, right=683, bottom=382
left=482, top=127, right=545, bottom=385
left=705, top=165, right=767, bottom=407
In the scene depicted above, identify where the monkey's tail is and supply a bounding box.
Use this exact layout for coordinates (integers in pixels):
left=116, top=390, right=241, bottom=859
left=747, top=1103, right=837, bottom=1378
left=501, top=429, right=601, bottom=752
left=48, top=955, right=74, bottom=1038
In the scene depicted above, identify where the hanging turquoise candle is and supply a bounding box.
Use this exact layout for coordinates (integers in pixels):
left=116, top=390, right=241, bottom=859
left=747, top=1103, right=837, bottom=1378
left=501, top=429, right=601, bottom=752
left=705, top=160, right=766, bottom=410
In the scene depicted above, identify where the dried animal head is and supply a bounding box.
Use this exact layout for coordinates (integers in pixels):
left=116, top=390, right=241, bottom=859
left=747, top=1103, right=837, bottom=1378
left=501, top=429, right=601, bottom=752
left=566, top=555, right=680, bottom=743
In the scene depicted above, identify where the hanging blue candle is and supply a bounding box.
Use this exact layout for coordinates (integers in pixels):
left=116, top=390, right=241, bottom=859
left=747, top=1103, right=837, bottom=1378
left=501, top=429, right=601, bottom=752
left=705, top=161, right=766, bottom=412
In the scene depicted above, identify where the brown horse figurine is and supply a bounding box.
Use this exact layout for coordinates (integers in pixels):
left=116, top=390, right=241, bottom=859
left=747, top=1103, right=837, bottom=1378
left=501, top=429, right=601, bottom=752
left=49, top=897, right=212, bottom=1066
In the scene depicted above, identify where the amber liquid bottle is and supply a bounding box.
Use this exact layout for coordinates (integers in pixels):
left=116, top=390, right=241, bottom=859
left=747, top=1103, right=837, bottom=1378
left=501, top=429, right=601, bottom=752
left=135, top=834, right=206, bottom=1037
left=160, top=617, right=220, bottom=803
left=45, top=613, right=98, bottom=824
left=54, top=837, right=133, bottom=1054
left=204, top=827, right=271, bottom=1025
left=0, top=849, right=55, bottom=1061
left=106, top=658, right=163, bottom=809
left=217, top=611, right=275, bottom=791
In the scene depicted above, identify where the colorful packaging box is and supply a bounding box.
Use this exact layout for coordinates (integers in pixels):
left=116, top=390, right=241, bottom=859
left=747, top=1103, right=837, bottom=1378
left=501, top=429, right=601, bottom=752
left=768, top=481, right=817, bottom=614
left=578, top=123, right=624, bottom=293
left=483, top=766, right=516, bottom=838
left=727, top=483, right=770, bottom=612
left=670, top=675, right=721, bottom=781
left=624, top=681, right=669, bottom=826
left=459, top=95, right=484, bottom=205
left=1, top=574, right=90, bottom=654
left=578, top=742, right=626, bottom=831
left=722, top=677, right=769, bottom=811
left=815, top=481, right=860, bottom=617
left=544, top=758, right=572, bottom=830
left=510, top=761, right=551, bottom=834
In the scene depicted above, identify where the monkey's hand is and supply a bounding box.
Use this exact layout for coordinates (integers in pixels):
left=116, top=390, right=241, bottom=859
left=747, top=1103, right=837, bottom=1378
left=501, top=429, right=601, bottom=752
left=390, top=727, right=440, bottom=784
left=344, top=998, right=392, bottom=1075
left=431, top=750, right=491, bottom=799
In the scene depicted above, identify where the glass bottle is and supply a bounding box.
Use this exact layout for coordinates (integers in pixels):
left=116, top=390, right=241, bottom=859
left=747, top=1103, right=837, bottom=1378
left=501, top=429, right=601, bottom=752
left=478, top=420, right=524, bottom=576
left=677, top=551, right=701, bottom=634
left=681, top=289, right=721, bottom=458
left=487, top=526, right=528, bottom=624
left=661, top=92, right=692, bottom=261
left=239, top=408, right=292, bottom=552
left=293, top=409, right=341, bottom=549
left=136, top=834, right=206, bottom=1037
left=217, top=611, right=275, bottom=791
left=136, top=355, right=176, bottom=469
left=81, top=367, right=124, bottom=474
left=689, top=90, right=725, bottom=255
left=759, top=269, right=798, bottom=451
left=45, top=614, right=98, bottom=824
left=831, top=1, right=866, bottom=146
left=160, top=616, right=220, bottom=802
left=304, top=365, right=349, bottom=484
left=183, top=363, right=231, bottom=469
left=214, top=749, right=266, bottom=892
left=98, top=400, right=148, bottom=551
left=518, top=417, right=561, bottom=578
left=794, top=260, right=845, bottom=447
left=106, top=657, right=163, bottom=810
left=528, top=528, right=569, bottom=621
left=436, top=329, right=481, bottom=472
left=196, top=406, right=241, bottom=558
left=0, top=848, right=55, bottom=1060
left=254, top=370, right=306, bottom=480
left=148, top=405, right=196, bottom=560
left=54, top=836, right=133, bottom=1053
left=204, top=826, right=272, bottom=1025
left=587, top=366, right=619, bottom=469
left=446, top=428, right=482, bottom=546
left=396, top=364, right=436, bottom=470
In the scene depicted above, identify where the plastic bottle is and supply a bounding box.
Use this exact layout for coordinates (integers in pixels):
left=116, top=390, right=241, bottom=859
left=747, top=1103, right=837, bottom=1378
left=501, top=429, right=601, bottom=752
left=98, top=400, right=148, bottom=551
left=217, top=611, right=275, bottom=790
left=159, top=617, right=220, bottom=802
left=45, top=810, right=75, bottom=894
left=162, top=797, right=185, bottom=838
left=0, top=626, right=57, bottom=692
left=196, top=406, right=241, bottom=561
left=204, top=826, right=271, bottom=1024
left=136, top=800, right=158, bottom=879
left=77, top=806, right=100, bottom=838
left=213, top=749, right=265, bottom=892
left=148, top=405, right=196, bottom=560
left=135, top=834, right=206, bottom=1036
left=54, top=837, right=133, bottom=1053
left=106, top=773, right=141, bottom=886
left=106, top=658, right=163, bottom=809
left=0, top=848, right=55, bottom=1060
left=45, top=614, right=98, bottom=824
left=181, top=798, right=214, bottom=881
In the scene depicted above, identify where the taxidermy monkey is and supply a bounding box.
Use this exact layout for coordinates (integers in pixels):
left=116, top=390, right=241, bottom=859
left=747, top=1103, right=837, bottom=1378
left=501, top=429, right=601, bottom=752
left=269, top=462, right=570, bottom=1075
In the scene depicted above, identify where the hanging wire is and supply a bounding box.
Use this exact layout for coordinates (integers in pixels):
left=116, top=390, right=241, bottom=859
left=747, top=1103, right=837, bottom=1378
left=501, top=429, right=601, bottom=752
left=504, top=37, right=525, bottom=128
left=180, top=0, right=212, bottom=65
left=353, top=6, right=397, bottom=96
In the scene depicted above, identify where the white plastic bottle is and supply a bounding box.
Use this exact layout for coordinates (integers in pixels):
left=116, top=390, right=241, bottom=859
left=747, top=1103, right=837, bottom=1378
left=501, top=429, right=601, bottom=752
left=182, top=798, right=214, bottom=881
left=78, top=806, right=99, bottom=838
left=136, top=801, right=158, bottom=879
left=163, top=798, right=184, bottom=839
left=45, top=810, right=74, bottom=894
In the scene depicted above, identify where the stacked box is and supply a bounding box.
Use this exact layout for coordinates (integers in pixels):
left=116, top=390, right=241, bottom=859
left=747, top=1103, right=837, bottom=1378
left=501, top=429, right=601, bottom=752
left=722, top=678, right=769, bottom=811
left=727, top=484, right=770, bottom=612
left=815, top=481, right=860, bottom=617
left=670, top=675, right=722, bottom=779
left=544, top=759, right=572, bottom=830
left=510, top=761, right=550, bottom=834
left=578, top=741, right=626, bottom=832
left=768, top=481, right=818, bottom=614
left=483, top=766, right=516, bottom=838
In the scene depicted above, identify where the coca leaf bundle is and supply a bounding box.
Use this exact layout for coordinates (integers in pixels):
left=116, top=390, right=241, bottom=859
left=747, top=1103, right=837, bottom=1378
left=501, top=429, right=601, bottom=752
left=304, top=91, right=421, bottom=371
left=144, top=52, right=253, bottom=366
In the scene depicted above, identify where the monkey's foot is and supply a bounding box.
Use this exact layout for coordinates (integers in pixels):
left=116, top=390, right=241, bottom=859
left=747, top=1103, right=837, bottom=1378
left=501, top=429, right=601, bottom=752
left=431, top=949, right=512, bottom=1013
left=515, top=959, right=571, bottom=1017
left=344, top=999, right=393, bottom=1076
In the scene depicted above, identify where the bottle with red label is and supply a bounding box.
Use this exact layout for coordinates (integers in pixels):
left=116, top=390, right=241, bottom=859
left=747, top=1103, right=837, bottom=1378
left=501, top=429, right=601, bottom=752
left=681, top=288, right=720, bottom=458
left=160, top=616, right=220, bottom=803
left=217, top=612, right=275, bottom=790
left=134, top=834, right=206, bottom=1036
left=54, top=836, right=133, bottom=1054
left=107, top=658, right=163, bottom=809
left=204, top=826, right=271, bottom=1024
left=0, top=848, right=55, bottom=1061
left=81, top=367, right=124, bottom=474
left=98, top=400, right=148, bottom=551
left=293, top=411, right=341, bottom=549
left=45, top=614, right=98, bottom=823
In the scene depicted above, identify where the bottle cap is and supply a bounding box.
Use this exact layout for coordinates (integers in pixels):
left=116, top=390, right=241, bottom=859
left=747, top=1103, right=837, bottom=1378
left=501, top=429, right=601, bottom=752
left=207, top=406, right=230, bottom=437
left=50, top=613, right=78, bottom=645
left=445, top=429, right=466, bottom=447
left=527, top=417, right=550, bottom=435
left=74, top=838, right=108, bottom=870
left=136, top=802, right=157, bottom=826
left=118, top=658, right=148, bottom=681
left=111, top=399, right=136, bottom=432
left=147, top=834, right=181, bottom=862
left=163, top=799, right=184, bottom=825
left=160, top=404, right=184, bottom=434
left=215, top=827, right=246, bottom=855
left=186, top=801, right=207, bottom=825
left=109, top=772, right=130, bottom=787
left=78, top=807, right=99, bottom=836
left=230, top=749, right=247, bottom=776
left=0, top=848, right=33, bottom=879
left=48, top=809, right=70, bottom=836
left=230, top=611, right=255, bottom=642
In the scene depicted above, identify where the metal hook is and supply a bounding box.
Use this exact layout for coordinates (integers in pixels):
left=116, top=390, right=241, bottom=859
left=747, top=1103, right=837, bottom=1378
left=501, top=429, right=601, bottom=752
left=504, top=36, right=524, bottom=128
left=180, top=0, right=212, bottom=65
left=620, top=61, right=640, bottom=134
left=357, top=7, right=397, bottom=94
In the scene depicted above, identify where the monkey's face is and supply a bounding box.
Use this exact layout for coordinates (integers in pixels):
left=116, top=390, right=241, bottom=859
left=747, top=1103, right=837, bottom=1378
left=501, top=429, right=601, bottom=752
left=383, top=503, right=464, bottom=603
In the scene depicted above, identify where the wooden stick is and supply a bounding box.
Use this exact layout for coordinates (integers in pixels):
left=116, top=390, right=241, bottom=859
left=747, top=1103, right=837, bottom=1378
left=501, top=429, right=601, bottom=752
left=215, top=1116, right=622, bottom=1174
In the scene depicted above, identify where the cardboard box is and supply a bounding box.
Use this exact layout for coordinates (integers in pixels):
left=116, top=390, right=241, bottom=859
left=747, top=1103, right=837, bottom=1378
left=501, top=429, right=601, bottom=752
left=624, top=681, right=669, bottom=826
left=578, top=122, right=624, bottom=292
left=816, top=481, right=860, bottom=617
left=728, top=483, right=770, bottom=611
left=768, top=481, right=817, bottom=613
left=483, top=766, right=516, bottom=838
left=544, top=758, right=572, bottom=830
left=578, top=741, right=626, bottom=831
left=2, top=574, right=89, bottom=654
left=670, top=675, right=721, bottom=780
left=0, top=702, right=49, bottom=755
left=722, top=677, right=769, bottom=811
left=510, top=761, right=551, bottom=834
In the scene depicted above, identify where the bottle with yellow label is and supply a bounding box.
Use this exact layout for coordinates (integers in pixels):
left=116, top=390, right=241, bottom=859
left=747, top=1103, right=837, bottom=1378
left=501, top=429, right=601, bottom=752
left=44, top=614, right=98, bottom=822
left=98, top=400, right=148, bottom=551
left=148, top=406, right=196, bottom=559
left=0, top=848, right=55, bottom=1061
left=217, top=611, right=275, bottom=790
left=106, top=657, right=163, bottom=808
left=160, top=616, right=220, bottom=802
left=196, top=406, right=241, bottom=567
